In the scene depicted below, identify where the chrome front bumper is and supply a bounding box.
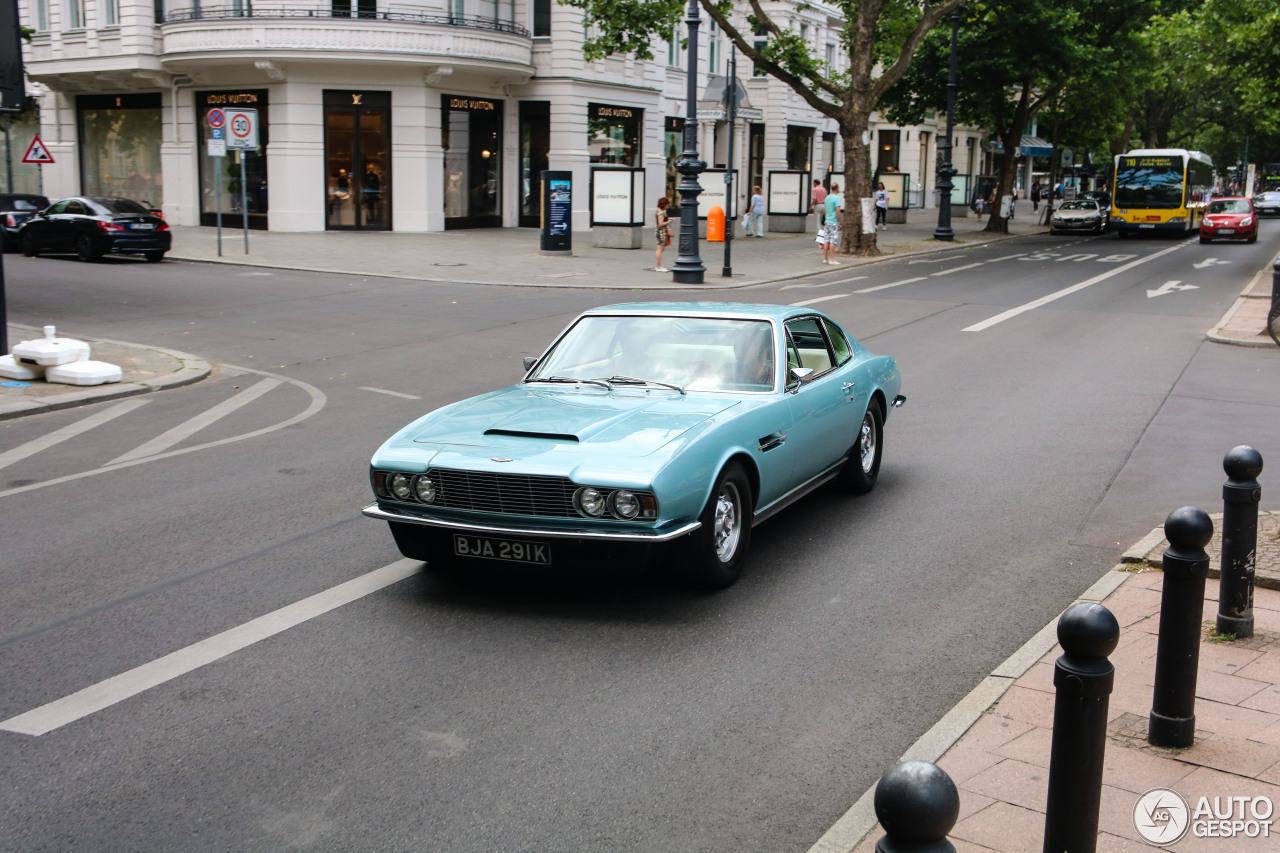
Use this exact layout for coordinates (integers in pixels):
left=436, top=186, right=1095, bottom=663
left=362, top=503, right=701, bottom=543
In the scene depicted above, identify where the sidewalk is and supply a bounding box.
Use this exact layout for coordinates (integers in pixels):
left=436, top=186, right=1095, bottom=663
left=162, top=207, right=1043, bottom=289
left=825, top=513, right=1280, bottom=853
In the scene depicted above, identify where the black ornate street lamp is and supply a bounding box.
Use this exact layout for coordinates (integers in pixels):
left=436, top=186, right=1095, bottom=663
left=933, top=10, right=960, bottom=242
left=672, top=0, right=706, bottom=284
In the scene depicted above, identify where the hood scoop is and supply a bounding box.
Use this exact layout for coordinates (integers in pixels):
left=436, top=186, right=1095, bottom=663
left=484, top=428, right=579, bottom=442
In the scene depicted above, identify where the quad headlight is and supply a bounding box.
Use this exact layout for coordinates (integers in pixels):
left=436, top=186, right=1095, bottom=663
left=388, top=472, right=413, bottom=501
left=371, top=470, right=438, bottom=504
left=574, top=486, right=656, bottom=520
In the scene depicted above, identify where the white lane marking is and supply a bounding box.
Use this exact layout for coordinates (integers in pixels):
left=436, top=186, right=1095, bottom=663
left=791, top=293, right=850, bottom=307
left=908, top=255, right=967, bottom=264
left=359, top=386, right=421, bottom=400
left=0, top=366, right=326, bottom=500
left=931, top=263, right=985, bottom=277
left=780, top=276, right=867, bottom=291
left=1193, top=257, right=1229, bottom=269
left=854, top=276, right=926, bottom=294
left=0, top=559, right=422, bottom=736
left=105, top=379, right=281, bottom=466
left=988, top=253, right=1028, bottom=262
left=963, top=243, right=1188, bottom=332
left=0, top=398, right=150, bottom=472
left=1147, top=280, right=1199, bottom=298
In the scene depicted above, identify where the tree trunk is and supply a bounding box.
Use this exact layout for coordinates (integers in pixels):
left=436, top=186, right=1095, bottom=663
left=983, top=77, right=1036, bottom=234
left=838, top=120, right=879, bottom=256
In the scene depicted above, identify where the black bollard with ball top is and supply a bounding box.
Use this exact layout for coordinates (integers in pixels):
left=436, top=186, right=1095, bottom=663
left=1217, top=446, right=1263, bottom=639
left=1042, top=602, right=1120, bottom=853
left=874, top=760, right=960, bottom=853
left=1149, top=506, right=1213, bottom=748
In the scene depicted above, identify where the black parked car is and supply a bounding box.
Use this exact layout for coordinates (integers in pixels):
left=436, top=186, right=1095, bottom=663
left=0, top=193, right=51, bottom=252
left=18, top=196, right=170, bottom=262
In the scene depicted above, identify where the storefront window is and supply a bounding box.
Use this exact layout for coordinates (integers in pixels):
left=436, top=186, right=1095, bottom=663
left=77, top=93, right=163, bottom=206
left=443, top=95, right=502, bottom=228
left=664, top=116, right=684, bottom=206
left=786, top=126, right=813, bottom=172
left=877, top=129, right=900, bottom=174
left=588, top=103, right=641, bottom=166
left=197, top=89, right=268, bottom=229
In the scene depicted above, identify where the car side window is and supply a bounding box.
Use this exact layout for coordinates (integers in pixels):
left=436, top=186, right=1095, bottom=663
left=46, top=200, right=69, bottom=215
left=784, top=317, right=836, bottom=377
left=822, top=319, right=852, bottom=366
left=64, top=201, right=87, bottom=215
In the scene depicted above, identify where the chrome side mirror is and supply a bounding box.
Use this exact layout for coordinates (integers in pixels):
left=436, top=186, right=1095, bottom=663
left=787, top=367, right=814, bottom=391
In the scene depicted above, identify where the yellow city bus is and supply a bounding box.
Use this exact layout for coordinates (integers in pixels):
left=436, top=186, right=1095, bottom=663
left=1111, top=148, right=1214, bottom=239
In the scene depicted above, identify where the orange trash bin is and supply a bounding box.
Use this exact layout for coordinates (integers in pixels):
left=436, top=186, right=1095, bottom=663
left=707, top=205, right=725, bottom=242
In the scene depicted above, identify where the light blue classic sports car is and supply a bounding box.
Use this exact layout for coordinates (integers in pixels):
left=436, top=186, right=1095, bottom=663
left=364, top=302, right=904, bottom=589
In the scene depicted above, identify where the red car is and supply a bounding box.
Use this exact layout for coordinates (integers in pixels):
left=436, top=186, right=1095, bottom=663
left=1200, top=197, right=1258, bottom=244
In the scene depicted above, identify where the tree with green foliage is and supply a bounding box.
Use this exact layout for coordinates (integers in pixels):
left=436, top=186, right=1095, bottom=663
left=562, top=0, right=968, bottom=256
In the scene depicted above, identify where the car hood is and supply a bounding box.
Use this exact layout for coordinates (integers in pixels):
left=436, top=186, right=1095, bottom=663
left=1205, top=214, right=1250, bottom=224
left=403, top=386, right=741, bottom=461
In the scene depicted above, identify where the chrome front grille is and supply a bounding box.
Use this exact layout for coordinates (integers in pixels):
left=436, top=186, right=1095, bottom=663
left=428, top=468, right=578, bottom=518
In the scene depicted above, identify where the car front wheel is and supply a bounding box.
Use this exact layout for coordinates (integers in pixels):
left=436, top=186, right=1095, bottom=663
left=20, top=232, right=39, bottom=257
left=76, top=235, right=101, bottom=262
left=688, top=462, right=752, bottom=590
left=837, top=402, right=883, bottom=494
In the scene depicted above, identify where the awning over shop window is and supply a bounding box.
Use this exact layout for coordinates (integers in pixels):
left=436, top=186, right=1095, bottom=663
left=1018, top=135, right=1053, bottom=157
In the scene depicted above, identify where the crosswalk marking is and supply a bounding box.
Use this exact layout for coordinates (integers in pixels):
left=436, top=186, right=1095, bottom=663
left=0, top=398, right=150, bottom=472
left=104, top=378, right=282, bottom=466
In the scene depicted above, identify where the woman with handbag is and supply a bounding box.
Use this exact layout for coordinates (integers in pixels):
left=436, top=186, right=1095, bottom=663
left=654, top=196, right=672, bottom=272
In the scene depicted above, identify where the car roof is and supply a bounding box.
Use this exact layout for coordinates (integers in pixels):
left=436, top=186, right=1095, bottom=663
left=584, top=302, right=825, bottom=322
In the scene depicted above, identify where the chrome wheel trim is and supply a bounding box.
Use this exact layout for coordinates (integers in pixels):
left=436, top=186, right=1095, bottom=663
left=859, top=412, right=878, bottom=474
left=713, top=481, right=742, bottom=563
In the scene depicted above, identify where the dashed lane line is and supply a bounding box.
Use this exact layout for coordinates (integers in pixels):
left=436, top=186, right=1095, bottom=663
left=854, top=276, right=927, bottom=294
left=0, top=559, right=421, bottom=736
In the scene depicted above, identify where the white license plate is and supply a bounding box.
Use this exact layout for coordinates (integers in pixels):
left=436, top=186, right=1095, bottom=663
left=453, top=534, right=551, bottom=565
left=1139, top=224, right=1155, bottom=229
left=131, top=222, right=155, bottom=230
left=1218, top=228, right=1235, bottom=234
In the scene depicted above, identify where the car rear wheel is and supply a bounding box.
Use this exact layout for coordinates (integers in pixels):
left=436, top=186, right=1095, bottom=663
left=76, top=235, right=101, bottom=262
left=837, top=401, right=883, bottom=494
left=687, top=462, right=752, bottom=590
left=144, top=251, right=165, bottom=263
left=19, top=232, right=39, bottom=257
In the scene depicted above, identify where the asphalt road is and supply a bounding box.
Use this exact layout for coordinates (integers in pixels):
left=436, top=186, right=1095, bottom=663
left=1, top=225, right=1278, bottom=851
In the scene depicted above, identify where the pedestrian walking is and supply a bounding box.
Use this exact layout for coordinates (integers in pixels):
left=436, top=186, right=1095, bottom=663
left=817, top=183, right=843, bottom=265
left=653, top=196, right=671, bottom=272
left=810, top=179, right=827, bottom=214
left=1031, top=183, right=1041, bottom=212
left=744, top=186, right=765, bottom=237
left=973, top=193, right=984, bottom=220
left=874, top=182, right=890, bottom=230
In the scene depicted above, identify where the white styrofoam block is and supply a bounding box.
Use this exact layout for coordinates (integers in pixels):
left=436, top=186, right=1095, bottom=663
left=44, top=360, right=123, bottom=386
left=11, top=334, right=91, bottom=366
left=0, top=354, right=46, bottom=380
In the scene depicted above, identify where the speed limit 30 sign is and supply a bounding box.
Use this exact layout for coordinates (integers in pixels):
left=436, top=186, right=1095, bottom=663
left=224, top=108, right=259, bottom=150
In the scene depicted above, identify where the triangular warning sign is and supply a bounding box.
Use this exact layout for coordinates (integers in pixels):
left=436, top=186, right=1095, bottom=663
left=22, top=135, right=54, bottom=164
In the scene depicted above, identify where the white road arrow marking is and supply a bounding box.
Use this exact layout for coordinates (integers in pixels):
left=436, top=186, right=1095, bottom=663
left=1147, top=280, right=1199, bottom=298
left=1193, top=257, right=1230, bottom=269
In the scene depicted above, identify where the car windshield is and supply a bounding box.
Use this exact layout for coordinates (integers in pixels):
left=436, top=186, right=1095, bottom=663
left=1208, top=200, right=1250, bottom=214
left=1060, top=201, right=1096, bottom=211
left=90, top=197, right=151, bottom=215
left=527, top=315, right=777, bottom=392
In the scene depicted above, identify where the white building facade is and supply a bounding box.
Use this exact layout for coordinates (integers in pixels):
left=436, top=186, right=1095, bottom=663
left=17, top=0, right=984, bottom=233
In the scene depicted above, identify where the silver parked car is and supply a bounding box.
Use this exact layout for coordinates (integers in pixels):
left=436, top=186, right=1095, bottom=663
left=1050, top=199, right=1109, bottom=234
left=1253, top=191, right=1280, bottom=216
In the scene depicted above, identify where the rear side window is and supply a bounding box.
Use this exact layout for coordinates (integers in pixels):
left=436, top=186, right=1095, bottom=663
left=823, top=318, right=852, bottom=366
left=93, top=197, right=150, bottom=215
left=64, top=201, right=87, bottom=215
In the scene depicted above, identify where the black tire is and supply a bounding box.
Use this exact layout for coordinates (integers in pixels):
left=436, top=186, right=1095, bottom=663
left=1247, top=232, right=1257, bottom=244
left=687, top=462, right=752, bottom=590
left=19, top=232, right=38, bottom=257
left=1117, top=230, right=1129, bottom=240
left=76, top=235, right=101, bottom=262
left=144, top=251, right=165, bottom=263
left=1199, top=235, right=1208, bottom=244
left=837, top=401, right=884, bottom=494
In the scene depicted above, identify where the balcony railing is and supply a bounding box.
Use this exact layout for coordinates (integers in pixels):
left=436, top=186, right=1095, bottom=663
left=161, top=4, right=529, bottom=36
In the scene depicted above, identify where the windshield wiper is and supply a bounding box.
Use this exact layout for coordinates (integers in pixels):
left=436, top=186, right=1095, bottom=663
left=602, top=375, right=686, bottom=395
left=527, top=375, right=614, bottom=390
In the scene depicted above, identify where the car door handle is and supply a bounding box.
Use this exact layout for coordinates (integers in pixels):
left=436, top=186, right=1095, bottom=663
left=842, top=382, right=855, bottom=391
left=758, top=431, right=787, bottom=452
